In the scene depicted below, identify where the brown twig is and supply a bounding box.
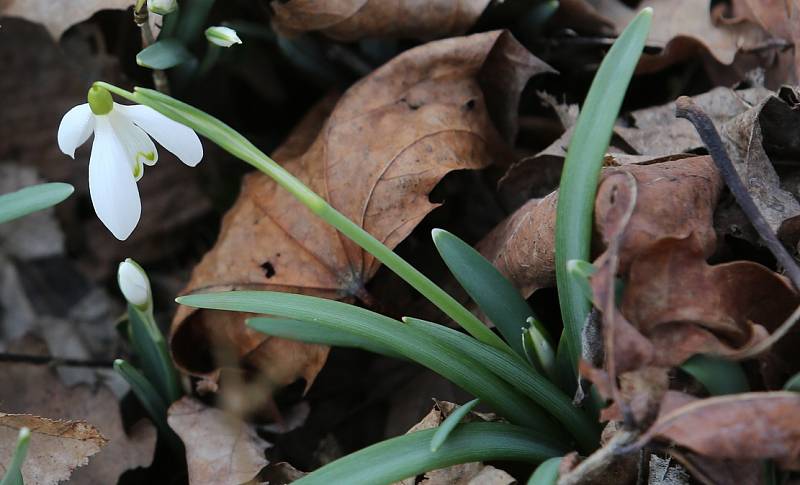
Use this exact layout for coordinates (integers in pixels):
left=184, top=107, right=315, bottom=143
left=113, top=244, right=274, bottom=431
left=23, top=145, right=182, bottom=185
left=675, top=96, right=800, bottom=291
left=0, top=353, right=114, bottom=368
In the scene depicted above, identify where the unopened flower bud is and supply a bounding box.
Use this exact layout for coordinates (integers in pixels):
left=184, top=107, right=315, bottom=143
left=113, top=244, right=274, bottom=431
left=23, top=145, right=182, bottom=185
left=118, top=258, right=151, bottom=309
left=147, top=0, right=178, bottom=15
left=205, top=26, right=241, bottom=47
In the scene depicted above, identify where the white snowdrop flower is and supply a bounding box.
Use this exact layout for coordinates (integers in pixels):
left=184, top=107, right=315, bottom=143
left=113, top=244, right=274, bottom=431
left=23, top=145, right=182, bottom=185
left=148, top=0, right=178, bottom=15
left=118, top=258, right=151, bottom=309
left=205, top=26, right=242, bottom=47
left=57, top=86, right=202, bottom=240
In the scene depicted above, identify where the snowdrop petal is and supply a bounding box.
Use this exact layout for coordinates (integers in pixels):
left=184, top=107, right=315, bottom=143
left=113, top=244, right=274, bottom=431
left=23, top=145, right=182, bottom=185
left=117, top=104, right=203, bottom=167
left=89, top=117, right=141, bottom=241
left=109, top=110, right=158, bottom=181
left=57, top=104, right=94, bottom=158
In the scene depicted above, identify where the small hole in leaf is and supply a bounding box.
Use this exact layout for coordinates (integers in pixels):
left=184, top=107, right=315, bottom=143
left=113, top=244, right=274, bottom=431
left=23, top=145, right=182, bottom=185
left=261, top=261, right=276, bottom=278
left=464, top=99, right=476, bottom=110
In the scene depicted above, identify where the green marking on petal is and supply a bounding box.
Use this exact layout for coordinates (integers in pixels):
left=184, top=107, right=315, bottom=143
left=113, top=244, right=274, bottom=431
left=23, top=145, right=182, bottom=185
left=137, top=151, right=156, bottom=166
left=133, top=160, right=143, bottom=179
left=88, top=86, right=113, bottom=115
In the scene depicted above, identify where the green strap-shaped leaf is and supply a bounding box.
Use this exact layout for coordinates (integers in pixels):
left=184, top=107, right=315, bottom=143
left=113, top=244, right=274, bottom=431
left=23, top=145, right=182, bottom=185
left=293, top=422, right=562, bottom=485
left=127, top=306, right=183, bottom=403
left=522, top=318, right=557, bottom=382
left=681, top=354, right=749, bottom=396
left=527, top=456, right=562, bottom=485
left=403, top=317, right=599, bottom=453
left=0, top=427, right=30, bottom=485
left=0, top=182, right=73, bottom=224
left=555, top=8, right=652, bottom=372
left=785, top=371, right=800, bottom=392
left=432, top=228, right=533, bottom=356
left=247, top=317, right=405, bottom=359
left=177, top=291, right=565, bottom=439
left=430, top=399, right=480, bottom=452
left=136, top=39, right=192, bottom=69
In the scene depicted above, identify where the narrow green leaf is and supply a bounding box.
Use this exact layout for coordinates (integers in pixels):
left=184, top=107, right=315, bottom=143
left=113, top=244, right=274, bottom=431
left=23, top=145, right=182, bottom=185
left=554, top=8, right=652, bottom=372
left=175, top=0, right=214, bottom=43
left=247, top=317, right=405, bottom=359
left=430, top=399, right=480, bottom=452
left=0, top=427, right=30, bottom=485
left=432, top=228, right=533, bottom=356
left=785, top=372, right=800, bottom=392
left=0, top=182, right=73, bottom=224
left=127, top=306, right=182, bottom=403
left=293, top=422, right=562, bottom=485
left=523, top=318, right=557, bottom=382
left=403, top=317, right=599, bottom=453
left=177, top=291, right=564, bottom=438
left=680, top=355, right=749, bottom=396
left=566, top=259, right=596, bottom=304
left=527, top=456, right=562, bottom=485
left=136, top=39, right=192, bottom=69
left=96, top=81, right=516, bottom=357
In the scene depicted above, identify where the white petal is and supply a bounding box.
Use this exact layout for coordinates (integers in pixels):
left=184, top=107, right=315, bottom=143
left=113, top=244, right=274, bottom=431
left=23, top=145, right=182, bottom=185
left=89, top=117, right=142, bottom=241
left=57, top=104, right=94, bottom=158
left=117, top=104, right=203, bottom=167
left=108, top=110, right=158, bottom=181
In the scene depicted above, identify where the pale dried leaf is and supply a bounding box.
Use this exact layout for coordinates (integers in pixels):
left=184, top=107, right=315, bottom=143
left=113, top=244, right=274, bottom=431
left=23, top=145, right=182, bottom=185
left=168, top=397, right=271, bottom=485
left=0, top=413, right=105, bottom=485
left=0, top=0, right=133, bottom=39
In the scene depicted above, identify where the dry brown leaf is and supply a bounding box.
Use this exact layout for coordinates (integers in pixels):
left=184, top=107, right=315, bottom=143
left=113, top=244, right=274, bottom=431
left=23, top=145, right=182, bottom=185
left=621, top=236, right=799, bottom=366
left=171, top=30, right=552, bottom=393
left=0, top=336, right=156, bottom=484
left=395, top=401, right=511, bottom=485
left=271, top=0, right=491, bottom=41
left=168, top=397, right=271, bottom=485
left=0, top=413, right=106, bottom=485
left=481, top=156, right=722, bottom=298
left=0, top=0, right=132, bottom=39
left=639, top=392, right=800, bottom=468
left=562, top=0, right=773, bottom=73
left=720, top=86, right=800, bottom=242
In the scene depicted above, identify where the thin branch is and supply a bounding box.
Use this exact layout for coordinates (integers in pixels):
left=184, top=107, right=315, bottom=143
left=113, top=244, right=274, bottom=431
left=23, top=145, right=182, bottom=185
left=0, top=353, right=114, bottom=368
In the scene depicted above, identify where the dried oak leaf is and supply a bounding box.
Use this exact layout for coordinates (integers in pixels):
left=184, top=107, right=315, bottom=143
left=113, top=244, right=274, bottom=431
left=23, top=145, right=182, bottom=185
left=171, top=31, right=552, bottom=391
left=0, top=0, right=132, bottom=39
left=480, top=156, right=722, bottom=298
left=0, top=414, right=106, bottom=485
left=271, top=0, right=491, bottom=42
left=395, top=401, right=512, bottom=485
left=168, top=397, right=271, bottom=485
left=638, top=392, right=800, bottom=469
left=621, top=236, right=799, bottom=367
left=0, top=336, right=156, bottom=484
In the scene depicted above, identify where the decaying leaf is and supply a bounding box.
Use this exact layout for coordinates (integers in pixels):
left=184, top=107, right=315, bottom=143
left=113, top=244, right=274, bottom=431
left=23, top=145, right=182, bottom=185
left=0, top=0, right=133, bottom=39
left=394, top=401, right=511, bottom=485
left=171, top=30, right=552, bottom=393
left=0, top=413, right=106, bottom=485
left=481, top=156, right=723, bottom=298
left=621, top=236, right=799, bottom=366
left=557, top=0, right=773, bottom=74
left=0, top=336, right=157, bottom=484
left=720, top=86, right=800, bottom=242
left=271, top=0, right=491, bottom=41
left=168, top=397, right=271, bottom=485
left=638, top=392, right=800, bottom=469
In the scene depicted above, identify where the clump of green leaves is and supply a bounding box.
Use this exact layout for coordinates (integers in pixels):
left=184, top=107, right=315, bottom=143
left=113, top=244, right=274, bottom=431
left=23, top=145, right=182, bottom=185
left=97, top=7, right=652, bottom=483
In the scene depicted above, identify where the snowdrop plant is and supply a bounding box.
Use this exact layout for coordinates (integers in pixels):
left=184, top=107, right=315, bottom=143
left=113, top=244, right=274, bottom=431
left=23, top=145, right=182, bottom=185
left=80, top=8, right=651, bottom=484
left=57, top=85, right=203, bottom=240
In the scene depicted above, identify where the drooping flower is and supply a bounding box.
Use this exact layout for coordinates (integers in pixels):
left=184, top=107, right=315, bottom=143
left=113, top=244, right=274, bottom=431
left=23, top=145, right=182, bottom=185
left=205, top=26, right=242, bottom=47
left=58, top=86, right=202, bottom=240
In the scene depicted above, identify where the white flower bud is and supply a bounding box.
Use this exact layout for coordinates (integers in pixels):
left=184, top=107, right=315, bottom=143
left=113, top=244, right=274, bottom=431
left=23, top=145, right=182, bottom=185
left=147, top=0, right=178, bottom=15
left=205, top=26, right=242, bottom=47
left=118, top=258, right=151, bottom=308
